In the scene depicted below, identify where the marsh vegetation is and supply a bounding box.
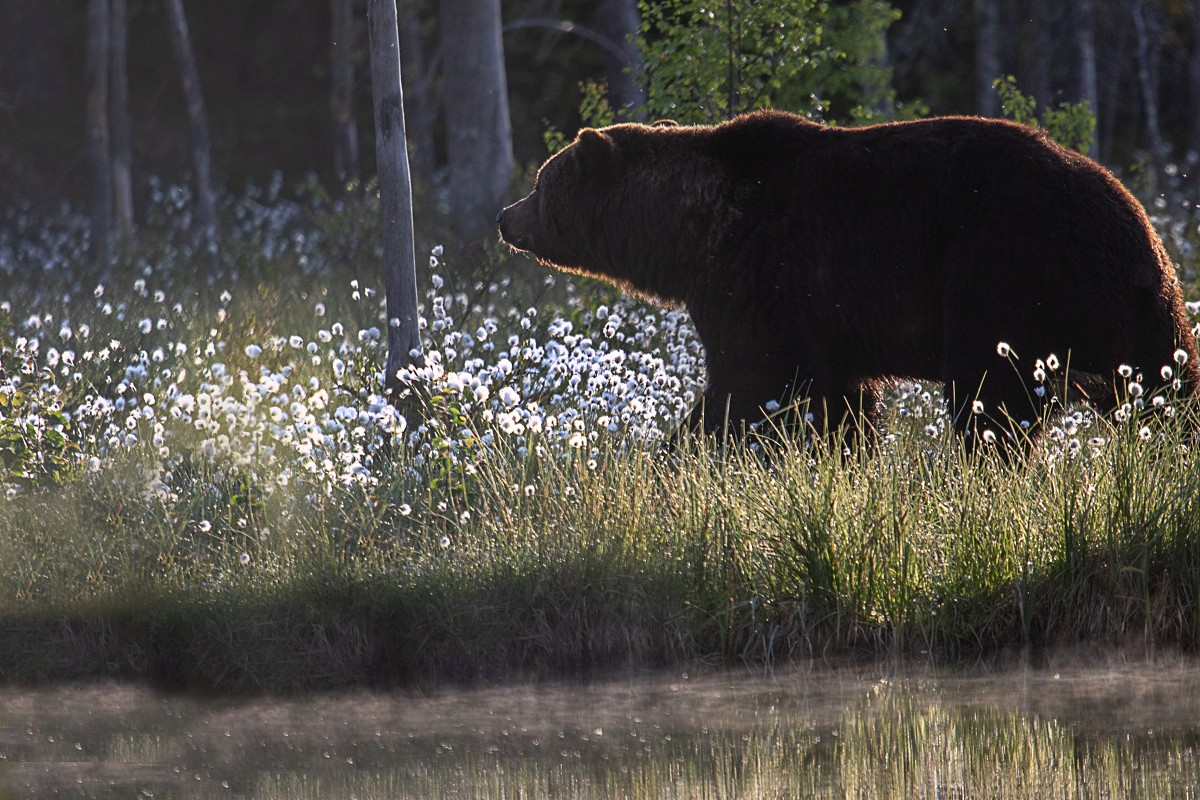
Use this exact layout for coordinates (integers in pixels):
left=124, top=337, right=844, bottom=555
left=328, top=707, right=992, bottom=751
left=3, top=179, right=1200, bottom=691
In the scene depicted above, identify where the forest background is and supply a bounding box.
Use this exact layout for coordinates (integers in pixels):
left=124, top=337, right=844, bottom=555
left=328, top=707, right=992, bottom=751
left=3, top=0, right=1200, bottom=243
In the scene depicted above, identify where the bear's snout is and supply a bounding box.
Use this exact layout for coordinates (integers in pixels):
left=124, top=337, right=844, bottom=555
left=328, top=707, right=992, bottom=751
left=497, top=198, right=535, bottom=252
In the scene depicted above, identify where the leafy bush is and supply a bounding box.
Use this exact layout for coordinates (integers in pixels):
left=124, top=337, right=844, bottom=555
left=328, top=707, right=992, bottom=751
left=993, top=75, right=1096, bottom=155
left=636, top=0, right=923, bottom=124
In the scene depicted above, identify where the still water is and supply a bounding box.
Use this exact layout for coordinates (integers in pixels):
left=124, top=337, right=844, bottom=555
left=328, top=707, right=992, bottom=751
left=3, top=656, right=1200, bottom=799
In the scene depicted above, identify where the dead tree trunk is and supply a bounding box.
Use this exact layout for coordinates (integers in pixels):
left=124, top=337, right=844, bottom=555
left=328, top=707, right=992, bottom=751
left=331, top=0, right=360, bottom=190
left=367, top=0, right=422, bottom=398
left=974, top=0, right=1001, bottom=117
left=164, top=0, right=217, bottom=254
left=110, top=0, right=134, bottom=238
left=439, top=0, right=514, bottom=241
left=86, top=0, right=112, bottom=262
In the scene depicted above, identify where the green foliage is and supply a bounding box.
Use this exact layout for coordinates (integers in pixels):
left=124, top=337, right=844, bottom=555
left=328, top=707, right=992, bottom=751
left=993, top=75, right=1097, bottom=155
left=545, top=79, right=619, bottom=154
left=0, top=390, right=78, bottom=487
left=577, top=78, right=618, bottom=129
left=546, top=0, right=924, bottom=150
left=635, top=0, right=919, bottom=125
left=821, top=0, right=926, bottom=123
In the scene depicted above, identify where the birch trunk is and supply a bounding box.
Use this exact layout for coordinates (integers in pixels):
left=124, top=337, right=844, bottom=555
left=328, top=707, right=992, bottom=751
left=367, top=0, right=422, bottom=398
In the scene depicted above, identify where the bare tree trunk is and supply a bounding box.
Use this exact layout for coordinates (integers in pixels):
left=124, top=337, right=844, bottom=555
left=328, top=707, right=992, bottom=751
left=1073, top=0, right=1099, bottom=157
left=974, top=0, right=1001, bottom=117
left=110, top=0, right=134, bottom=238
left=593, top=0, right=644, bottom=119
left=86, top=0, right=112, bottom=263
left=331, top=0, right=360, bottom=190
left=164, top=0, right=217, bottom=253
left=367, top=0, right=422, bottom=398
left=439, top=0, right=514, bottom=241
left=399, top=8, right=435, bottom=185
left=1132, top=0, right=1166, bottom=183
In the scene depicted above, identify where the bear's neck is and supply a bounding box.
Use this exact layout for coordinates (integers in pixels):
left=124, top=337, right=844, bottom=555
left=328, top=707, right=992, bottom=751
left=598, top=160, right=731, bottom=306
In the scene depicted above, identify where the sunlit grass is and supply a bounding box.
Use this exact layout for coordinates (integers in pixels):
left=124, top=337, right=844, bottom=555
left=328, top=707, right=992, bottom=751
left=2, top=178, right=1200, bottom=690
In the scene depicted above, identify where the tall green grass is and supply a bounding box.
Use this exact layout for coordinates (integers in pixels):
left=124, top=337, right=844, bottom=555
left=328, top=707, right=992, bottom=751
left=2, top=394, right=1198, bottom=691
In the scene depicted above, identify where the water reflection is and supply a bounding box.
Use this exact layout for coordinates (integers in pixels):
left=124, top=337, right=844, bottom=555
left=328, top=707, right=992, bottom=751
left=3, top=657, right=1199, bottom=798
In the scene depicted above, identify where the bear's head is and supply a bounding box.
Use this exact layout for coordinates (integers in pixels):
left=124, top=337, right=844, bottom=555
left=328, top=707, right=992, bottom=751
left=497, top=129, right=616, bottom=269
left=498, top=122, right=729, bottom=306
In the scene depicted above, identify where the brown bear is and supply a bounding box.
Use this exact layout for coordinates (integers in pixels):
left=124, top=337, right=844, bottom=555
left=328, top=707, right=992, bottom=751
left=497, top=109, right=1199, bottom=449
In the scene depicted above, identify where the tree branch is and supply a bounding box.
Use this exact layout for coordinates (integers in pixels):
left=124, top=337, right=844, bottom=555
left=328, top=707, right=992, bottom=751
left=503, top=17, right=631, bottom=64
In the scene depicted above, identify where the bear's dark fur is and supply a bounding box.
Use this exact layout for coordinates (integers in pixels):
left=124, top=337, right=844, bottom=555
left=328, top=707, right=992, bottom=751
left=498, top=109, right=1199, bottom=448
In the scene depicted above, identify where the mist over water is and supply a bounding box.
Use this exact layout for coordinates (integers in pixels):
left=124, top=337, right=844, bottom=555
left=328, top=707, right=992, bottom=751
left=4, top=656, right=1200, bottom=798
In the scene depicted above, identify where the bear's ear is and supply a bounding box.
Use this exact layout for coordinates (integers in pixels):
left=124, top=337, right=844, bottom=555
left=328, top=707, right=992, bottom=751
left=576, top=129, right=616, bottom=163
left=652, top=119, right=678, bottom=127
